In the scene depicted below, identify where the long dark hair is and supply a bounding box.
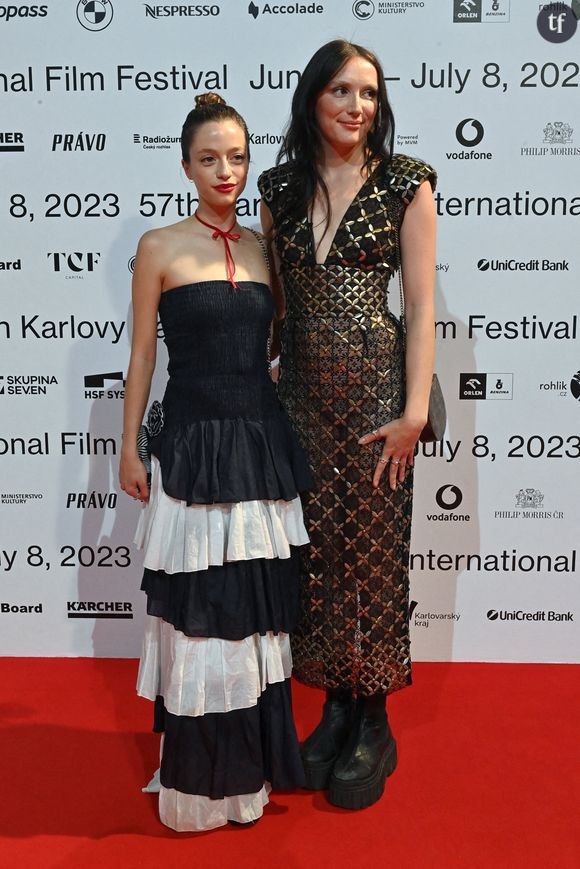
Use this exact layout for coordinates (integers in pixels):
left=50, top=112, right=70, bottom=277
left=181, top=92, right=250, bottom=163
left=277, top=40, right=395, bottom=230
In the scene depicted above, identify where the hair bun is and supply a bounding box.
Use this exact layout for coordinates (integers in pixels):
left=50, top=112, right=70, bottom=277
left=195, top=92, right=226, bottom=109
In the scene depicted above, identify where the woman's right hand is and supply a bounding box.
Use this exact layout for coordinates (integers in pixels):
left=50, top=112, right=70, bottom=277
left=119, top=448, right=149, bottom=502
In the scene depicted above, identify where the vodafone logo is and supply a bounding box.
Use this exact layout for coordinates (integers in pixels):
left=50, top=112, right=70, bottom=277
left=435, top=484, right=463, bottom=511
left=456, top=118, right=485, bottom=147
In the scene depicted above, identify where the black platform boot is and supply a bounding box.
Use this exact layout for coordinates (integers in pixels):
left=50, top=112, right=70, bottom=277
left=300, top=687, right=355, bottom=790
left=328, top=692, right=397, bottom=809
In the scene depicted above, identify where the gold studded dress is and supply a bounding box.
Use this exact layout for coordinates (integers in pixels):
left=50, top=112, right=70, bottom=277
left=258, top=154, right=437, bottom=697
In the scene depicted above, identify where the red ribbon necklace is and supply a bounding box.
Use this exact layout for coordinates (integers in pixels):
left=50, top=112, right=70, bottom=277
left=194, top=211, right=241, bottom=289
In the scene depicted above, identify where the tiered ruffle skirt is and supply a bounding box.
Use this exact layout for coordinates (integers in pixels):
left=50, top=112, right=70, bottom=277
left=135, top=429, right=310, bottom=831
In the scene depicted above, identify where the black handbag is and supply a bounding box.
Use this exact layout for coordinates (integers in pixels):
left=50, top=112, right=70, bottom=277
left=137, top=400, right=164, bottom=478
left=395, top=226, right=447, bottom=444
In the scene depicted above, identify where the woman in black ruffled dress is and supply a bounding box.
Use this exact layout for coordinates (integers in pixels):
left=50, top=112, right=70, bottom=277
left=119, top=93, right=311, bottom=832
left=259, top=40, right=437, bottom=810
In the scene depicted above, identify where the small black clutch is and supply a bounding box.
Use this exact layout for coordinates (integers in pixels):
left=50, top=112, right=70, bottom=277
left=419, top=374, right=446, bottom=443
left=137, top=400, right=164, bottom=478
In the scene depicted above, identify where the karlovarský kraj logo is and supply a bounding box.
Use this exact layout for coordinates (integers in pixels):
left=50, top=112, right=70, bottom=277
left=76, top=0, right=113, bottom=31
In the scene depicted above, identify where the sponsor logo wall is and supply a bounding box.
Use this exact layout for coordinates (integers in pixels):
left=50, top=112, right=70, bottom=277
left=1, top=1, right=578, bottom=662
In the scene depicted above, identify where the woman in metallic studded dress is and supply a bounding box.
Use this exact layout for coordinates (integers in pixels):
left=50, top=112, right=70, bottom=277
left=258, top=40, right=437, bottom=810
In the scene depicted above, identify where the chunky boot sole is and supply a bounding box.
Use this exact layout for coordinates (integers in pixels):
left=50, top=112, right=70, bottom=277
left=301, top=753, right=337, bottom=790
left=327, top=736, right=398, bottom=810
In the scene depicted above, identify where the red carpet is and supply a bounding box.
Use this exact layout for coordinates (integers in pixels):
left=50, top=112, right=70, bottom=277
left=1, top=659, right=578, bottom=869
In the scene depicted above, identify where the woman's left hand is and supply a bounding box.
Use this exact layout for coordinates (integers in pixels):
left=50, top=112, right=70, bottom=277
left=358, top=417, right=424, bottom=490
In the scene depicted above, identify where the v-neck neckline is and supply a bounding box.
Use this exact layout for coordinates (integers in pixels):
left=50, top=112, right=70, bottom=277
left=309, top=163, right=380, bottom=267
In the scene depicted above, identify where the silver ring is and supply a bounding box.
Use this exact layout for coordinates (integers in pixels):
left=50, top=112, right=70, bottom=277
left=391, top=459, right=400, bottom=465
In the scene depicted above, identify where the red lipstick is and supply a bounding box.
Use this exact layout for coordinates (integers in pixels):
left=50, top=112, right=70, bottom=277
left=214, top=184, right=236, bottom=193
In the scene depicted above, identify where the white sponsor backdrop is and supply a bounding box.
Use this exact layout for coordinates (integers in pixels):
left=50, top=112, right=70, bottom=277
left=0, top=1, right=578, bottom=661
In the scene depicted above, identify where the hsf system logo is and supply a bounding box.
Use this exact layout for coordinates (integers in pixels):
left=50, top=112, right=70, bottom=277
left=84, top=371, right=125, bottom=399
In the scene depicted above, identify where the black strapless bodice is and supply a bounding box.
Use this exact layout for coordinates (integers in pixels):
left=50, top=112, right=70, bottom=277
left=150, top=281, right=311, bottom=505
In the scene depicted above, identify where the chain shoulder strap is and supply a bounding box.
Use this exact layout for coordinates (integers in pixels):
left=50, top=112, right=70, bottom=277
left=394, top=219, right=407, bottom=349
left=247, top=227, right=271, bottom=271
left=246, top=227, right=273, bottom=372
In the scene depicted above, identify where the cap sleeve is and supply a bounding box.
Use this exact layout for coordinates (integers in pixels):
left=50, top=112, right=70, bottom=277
left=257, top=163, right=294, bottom=221
left=385, top=153, right=437, bottom=206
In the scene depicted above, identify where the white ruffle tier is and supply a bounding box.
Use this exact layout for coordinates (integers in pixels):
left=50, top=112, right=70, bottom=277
left=135, top=456, right=308, bottom=573
left=160, top=783, right=271, bottom=832
left=137, top=615, right=292, bottom=717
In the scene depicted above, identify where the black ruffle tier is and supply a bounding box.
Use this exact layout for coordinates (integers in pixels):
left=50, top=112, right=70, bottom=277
left=141, top=549, right=301, bottom=640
